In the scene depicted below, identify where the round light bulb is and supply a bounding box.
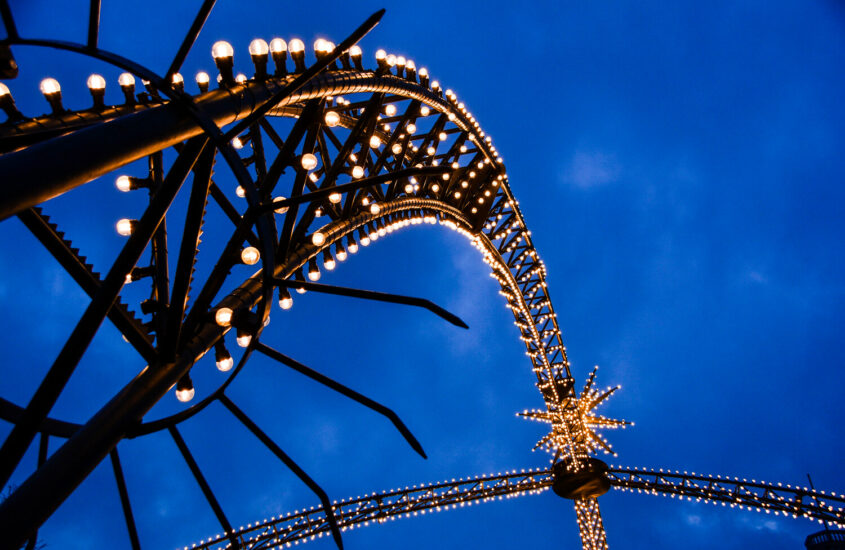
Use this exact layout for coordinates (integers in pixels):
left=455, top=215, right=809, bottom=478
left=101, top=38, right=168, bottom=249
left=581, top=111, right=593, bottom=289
left=39, top=78, right=61, bottom=95
left=288, top=38, right=305, bottom=53
left=384, top=104, right=396, bottom=116
left=235, top=73, right=247, bottom=83
left=324, top=110, right=340, bottom=127
left=313, top=38, right=331, bottom=53
left=375, top=49, right=386, bottom=60
left=241, top=246, right=260, bottom=265
left=348, top=242, right=359, bottom=253
left=438, top=132, right=447, bottom=141
left=212, top=40, right=234, bottom=60
left=215, top=307, right=233, bottom=326
left=236, top=185, right=246, bottom=198
left=216, top=356, right=234, bottom=372
left=386, top=54, right=396, bottom=67
left=311, top=232, right=325, bottom=246
left=175, top=387, right=195, bottom=402
left=406, top=123, right=416, bottom=134
left=171, top=72, right=183, bottom=85
left=370, top=203, right=381, bottom=215
left=420, top=105, right=430, bottom=116
left=87, top=74, right=106, bottom=90
left=351, top=165, right=364, bottom=179
left=328, top=192, right=342, bottom=204
left=336, top=249, right=347, bottom=261
left=349, top=45, right=362, bottom=57
left=232, top=136, right=243, bottom=149
left=236, top=333, right=252, bottom=348
left=391, top=143, right=402, bottom=155
left=115, top=175, right=132, bottom=192
left=324, top=258, right=336, bottom=270
left=419, top=68, right=428, bottom=77
left=369, top=135, right=381, bottom=148
left=196, top=71, right=210, bottom=85
left=249, top=38, right=269, bottom=56
left=431, top=183, right=440, bottom=192
left=300, top=153, right=318, bottom=171
left=404, top=183, right=414, bottom=194
left=279, top=296, right=293, bottom=310
left=308, top=269, right=320, bottom=281
left=115, top=218, right=134, bottom=236
left=269, top=38, right=287, bottom=53
left=273, top=196, right=289, bottom=213
left=118, top=72, right=135, bottom=87
left=0, top=82, right=8, bottom=96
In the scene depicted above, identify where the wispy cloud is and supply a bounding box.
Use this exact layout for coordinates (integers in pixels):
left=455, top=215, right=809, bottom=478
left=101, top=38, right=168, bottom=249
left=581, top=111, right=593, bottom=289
left=560, top=150, right=621, bottom=188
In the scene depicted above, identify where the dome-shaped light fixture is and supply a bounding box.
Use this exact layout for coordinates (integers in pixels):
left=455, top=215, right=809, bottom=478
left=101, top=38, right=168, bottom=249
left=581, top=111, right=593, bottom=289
left=215, top=307, right=233, bottom=327
left=195, top=71, right=210, bottom=93
left=86, top=74, right=106, bottom=110
left=215, top=341, right=233, bottom=372
left=248, top=38, right=270, bottom=79
left=269, top=38, right=287, bottom=76
left=288, top=38, right=306, bottom=72
left=300, top=153, right=318, bottom=171
left=278, top=287, right=293, bottom=310
left=115, top=218, right=137, bottom=236
left=175, top=375, right=195, bottom=402
left=211, top=40, right=235, bottom=86
left=39, top=77, right=64, bottom=114
left=240, top=246, right=260, bottom=265
left=118, top=72, right=136, bottom=105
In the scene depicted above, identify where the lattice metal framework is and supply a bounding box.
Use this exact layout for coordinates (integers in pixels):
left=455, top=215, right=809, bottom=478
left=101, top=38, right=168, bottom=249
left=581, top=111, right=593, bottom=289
left=0, top=2, right=840, bottom=550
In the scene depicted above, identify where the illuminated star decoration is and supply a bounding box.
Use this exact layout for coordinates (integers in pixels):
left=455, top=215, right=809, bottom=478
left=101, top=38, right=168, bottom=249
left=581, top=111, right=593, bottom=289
left=518, top=366, right=632, bottom=461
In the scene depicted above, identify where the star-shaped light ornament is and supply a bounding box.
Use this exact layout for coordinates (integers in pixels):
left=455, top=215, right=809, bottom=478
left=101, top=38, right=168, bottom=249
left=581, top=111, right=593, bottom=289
left=518, top=365, right=632, bottom=466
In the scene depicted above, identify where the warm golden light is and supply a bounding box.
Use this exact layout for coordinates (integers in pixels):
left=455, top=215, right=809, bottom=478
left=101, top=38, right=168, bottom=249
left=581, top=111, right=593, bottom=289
left=115, top=175, right=132, bottom=192
left=175, top=386, right=195, bottom=402
left=311, top=232, right=326, bottom=246
left=324, top=110, right=340, bottom=127
left=115, top=218, right=134, bottom=236
left=211, top=40, right=234, bottom=59
left=87, top=74, right=106, bottom=90
left=269, top=38, right=287, bottom=53
left=39, top=78, right=61, bottom=95
left=288, top=38, right=305, bottom=53
left=215, top=307, right=233, bottom=326
left=328, top=192, right=342, bottom=204
left=352, top=165, right=365, bottom=179
left=301, top=153, right=318, bottom=171
left=216, top=356, right=234, bottom=372
left=249, top=38, right=269, bottom=56
left=241, top=246, right=260, bottom=265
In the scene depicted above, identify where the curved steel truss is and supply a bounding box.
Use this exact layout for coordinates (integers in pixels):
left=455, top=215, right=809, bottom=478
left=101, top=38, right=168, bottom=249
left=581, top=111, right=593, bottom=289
left=187, top=466, right=845, bottom=550
left=0, top=2, right=839, bottom=549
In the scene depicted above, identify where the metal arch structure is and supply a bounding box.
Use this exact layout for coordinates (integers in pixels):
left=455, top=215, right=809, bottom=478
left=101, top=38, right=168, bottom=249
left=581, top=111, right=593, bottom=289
left=187, top=467, right=845, bottom=550
left=0, top=2, right=840, bottom=550
left=0, top=2, right=591, bottom=549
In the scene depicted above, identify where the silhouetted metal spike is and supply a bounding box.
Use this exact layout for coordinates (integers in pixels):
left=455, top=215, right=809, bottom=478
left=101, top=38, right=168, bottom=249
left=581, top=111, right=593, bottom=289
left=218, top=394, right=343, bottom=550
left=274, top=278, right=468, bottom=329
left=254, top=341, right=426, bottom=459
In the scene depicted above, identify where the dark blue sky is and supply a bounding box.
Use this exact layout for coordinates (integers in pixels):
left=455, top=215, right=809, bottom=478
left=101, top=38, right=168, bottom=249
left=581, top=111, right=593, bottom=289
left=1, top=1, right=843, bottom=549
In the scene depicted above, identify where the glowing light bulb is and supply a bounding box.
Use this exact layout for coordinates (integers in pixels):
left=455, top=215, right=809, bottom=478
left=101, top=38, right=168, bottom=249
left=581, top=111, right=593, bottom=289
left=311, top=232, right=325, bottom=246
left=270, top=38, right=287, bottom=53
left=236, top=333, right=252, bottom=347
left=87, top=74, right=106, bottom=90
left=349, top=45, right=362, bottom=57
left=438, top=131, right=447, bottom=141
left=249, top=38, right=269, bottom=56
left=39, top=78, right=61, bottom=95
left=236, top=185, right=246, bottom=198
left=115, top=175, right=132, bottom=192
left=324, top=110, right=340, bottom=127
left=212, top=41, right=234, bottom=60
left=232, top=136, right=244, bottom=149
left=175, top=386, right=195, bottom=402
left=431, top=183, right=440, bottom=192
left=115, top=218, right=135, bottom=236
left=391, top=143, right=403, bottom=155
left=328, top=192, right=342, bottom=204
left=375, top=49, right=386, bottom=60
left=171, top=72, right=184, bottom=85
left=241, top=246, right=260, bottom=265
left=273, top=196, right=289, bottom=213
left=308, top=267, right=320, bottom=281
left=196, top=71, right=210, bottom=85
left=0, top=82, right=9, bottom=96
left=324, top=257, right=336, bottom=270
left=351, top=165, right=365, bottom=179
left=278, top=289, right=293, bottom=310
left=404, top=183, right=413, bottom=194
left=119, top=73, right=136, bottom=87
left=215, top=307, right=233, bottom=327
left=386, top=54, right=396, bottom=66
left=369, top=135, right=381, bottom=148
left=420, top=105, right=430, bottom=116
left=313, top=38, right=331, bottom=53
left=289, top=39, right=305, bottom=53
left=370, top=203, right=381, bottom=215
left=384, top=104, right=396, bottom=116
left=216, top=356, right=234, bottom=372
left=406, top=123, right=416, bottom=134
left=301, top=153, right=318, bottom=171
left=235, top=73, right=247, bottom=83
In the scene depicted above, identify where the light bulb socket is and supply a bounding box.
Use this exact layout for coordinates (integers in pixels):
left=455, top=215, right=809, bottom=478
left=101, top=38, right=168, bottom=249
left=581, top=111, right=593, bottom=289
left=271, top=50, right=288, bottom=77
left=214, top=340, right=231, bottom=362
left=176, top=374, right=193, bottom=392
left=291, top=50, right=306, bottom=73
left=350, top=52, right=363, bottom=71
left=0, top=94, right=24, bottom=122
left=334, top=240, right=346, bottom=257
left=214, top=57, right=236, bottom=87
left=128, top=266, right=155, bottom=283
left=43, top=92, right=65, bottom=115
left=251, top=53, right=269, bottom=80
left=120, top=83, right=136, bottom=105
left=89, top=88, right=106, bottom=111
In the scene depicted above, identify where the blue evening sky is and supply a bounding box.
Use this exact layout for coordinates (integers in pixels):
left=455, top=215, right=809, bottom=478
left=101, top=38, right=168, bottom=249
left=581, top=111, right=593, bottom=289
left=0, top=1, right=843, bottom=549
